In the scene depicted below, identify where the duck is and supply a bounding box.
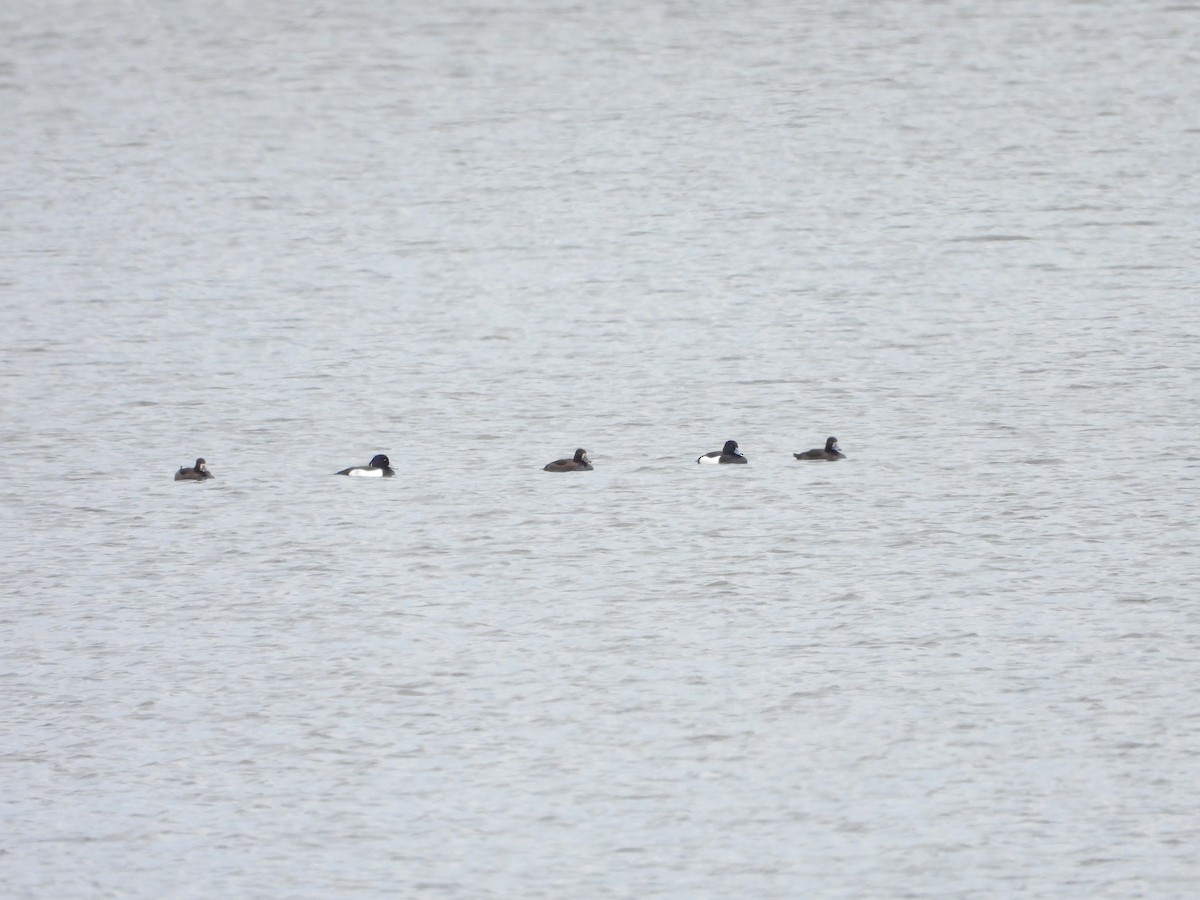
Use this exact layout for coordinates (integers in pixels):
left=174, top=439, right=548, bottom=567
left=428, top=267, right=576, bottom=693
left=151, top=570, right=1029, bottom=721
left=697, top=440, right=747, bottom=464
left=543, top=448, right=593, bottom=472
left=174, top=458, right=213, bottom=481
left=793, top=437, right=845, bottom=460
left=336, top=454, right=395, bottom=477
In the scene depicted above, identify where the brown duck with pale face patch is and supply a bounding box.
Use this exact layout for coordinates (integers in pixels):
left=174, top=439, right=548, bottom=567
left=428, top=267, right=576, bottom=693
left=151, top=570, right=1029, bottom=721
left=793, top=437, right=845, bottom=461
left=175, top=458, right=213, bottom=481
left=544, top=448, right=593, bottom=472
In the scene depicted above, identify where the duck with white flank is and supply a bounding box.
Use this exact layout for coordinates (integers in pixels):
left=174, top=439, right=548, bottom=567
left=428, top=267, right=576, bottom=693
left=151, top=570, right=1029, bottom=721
left=336, top=454, right=395, bottom=477
left=697, top=440, right=747, bottom=464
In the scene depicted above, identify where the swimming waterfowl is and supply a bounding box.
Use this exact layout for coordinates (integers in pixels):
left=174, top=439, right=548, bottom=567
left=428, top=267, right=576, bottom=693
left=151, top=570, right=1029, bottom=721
left=174, top=458, right=213, bottom=481
left=697, top=440, right=747, bottom=464
left=543, top=448, right=593, bottom=472
left=336, top=454, right=395, bottom=477
left=793, top=437, right=845, bottom=460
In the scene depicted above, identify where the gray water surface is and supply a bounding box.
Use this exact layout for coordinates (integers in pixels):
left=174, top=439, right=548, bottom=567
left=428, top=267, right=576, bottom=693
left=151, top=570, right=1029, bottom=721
left=2, top=1, right=1198, bottom=897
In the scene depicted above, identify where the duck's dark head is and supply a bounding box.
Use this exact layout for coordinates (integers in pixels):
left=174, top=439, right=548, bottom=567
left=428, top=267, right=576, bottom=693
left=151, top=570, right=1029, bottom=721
left=370, top=454, right=390, bottom=469
left=825, top=437, right=839, bottom=452
left=722, top=440, right=740, bottom=455
left=195, top=458, right=208, bottom=472
left=573, top=448, right=589, bottom=463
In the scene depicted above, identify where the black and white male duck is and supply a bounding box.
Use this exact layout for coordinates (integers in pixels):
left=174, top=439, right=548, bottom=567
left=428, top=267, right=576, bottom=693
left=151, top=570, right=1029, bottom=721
left=336, top=454, right=395, bottom=477
left=697, top=440, right=747, bottom=464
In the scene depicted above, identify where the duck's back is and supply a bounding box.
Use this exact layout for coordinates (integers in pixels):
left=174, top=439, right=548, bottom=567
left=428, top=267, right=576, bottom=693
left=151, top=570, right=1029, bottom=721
left=544, top=459, right=593, bottom=472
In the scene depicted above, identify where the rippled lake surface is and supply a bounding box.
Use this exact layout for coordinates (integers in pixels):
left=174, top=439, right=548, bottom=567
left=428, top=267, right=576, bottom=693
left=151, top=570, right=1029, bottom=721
left=3, top=1, right=1198, bottom=896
